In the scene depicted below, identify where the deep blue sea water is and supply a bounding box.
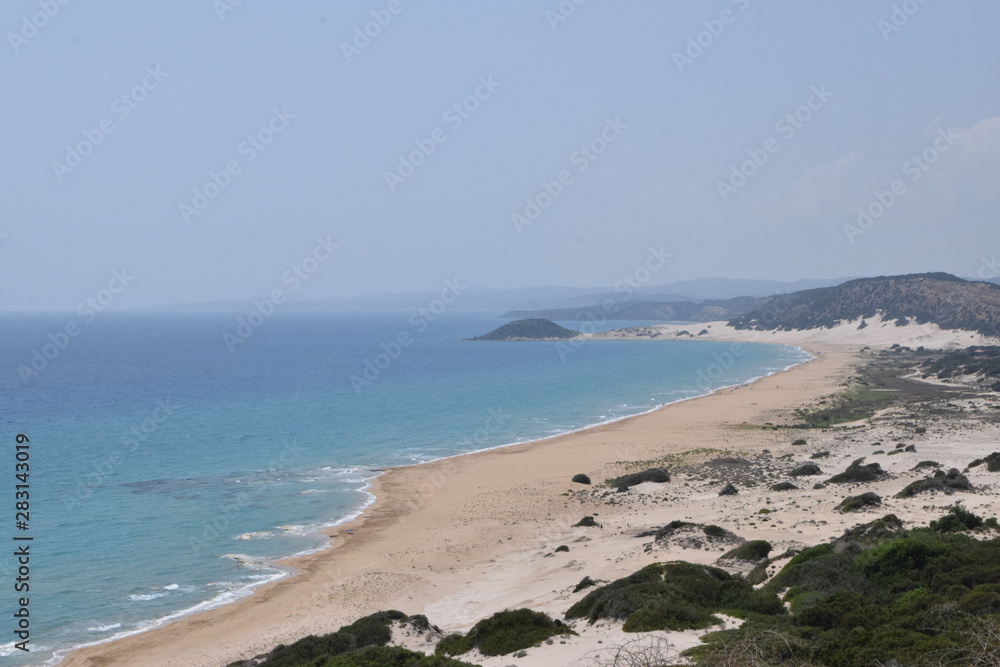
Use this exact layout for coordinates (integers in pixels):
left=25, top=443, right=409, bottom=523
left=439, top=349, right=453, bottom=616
left=0, top=311, right=810, bottom=665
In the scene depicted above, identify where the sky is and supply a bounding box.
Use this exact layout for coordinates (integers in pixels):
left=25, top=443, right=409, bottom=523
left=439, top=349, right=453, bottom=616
left=1, top=0, right=999, bottom=311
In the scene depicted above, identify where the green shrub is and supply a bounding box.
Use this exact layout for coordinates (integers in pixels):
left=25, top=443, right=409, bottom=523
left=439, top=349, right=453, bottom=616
left=607, top=467, right=670, bottom=490
left=573, top=576, right=596, bottom=593
left=571, top=473, right=591, bottom=484
left=826, top=457, right=887, bottom=484
left=718, top=483, right=738, bottom=495
left=770, top=481, right=798, bottom=491
left=565, top=562, right=784, bottom=632
left=835, top=492, right=882, bottom=513
left=928, top=503, right=985, bottom=532
left=895, top=468, right=973, bottom=498
left=789, top=463, right=822, bottom=477
left=436, top=609, right=573, bottom=657
left=792, top=439, right=807, bottom=446
left=911, top=460, right=941, bottom=471
left=322, top=646, right=480, bottom=666
left=259, top=611, right=408, bottom=667
left=721, top=540, right=772, bottom=562
left=554, top=545, right=569, bottom=553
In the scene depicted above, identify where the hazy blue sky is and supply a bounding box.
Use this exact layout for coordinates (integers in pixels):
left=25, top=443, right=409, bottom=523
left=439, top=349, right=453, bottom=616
left=2, top=1, right=998, bottom=310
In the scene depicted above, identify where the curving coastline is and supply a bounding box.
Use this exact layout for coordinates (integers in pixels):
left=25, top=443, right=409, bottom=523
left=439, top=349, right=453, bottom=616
left=58, top=338, right=855, bottom=667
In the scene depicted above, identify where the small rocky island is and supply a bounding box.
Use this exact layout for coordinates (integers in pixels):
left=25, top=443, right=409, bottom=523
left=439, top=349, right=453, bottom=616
left=469, top=318, right=578, bottom=341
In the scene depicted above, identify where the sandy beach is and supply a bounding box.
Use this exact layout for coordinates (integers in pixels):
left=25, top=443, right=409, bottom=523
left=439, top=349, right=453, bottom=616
left=61, top=328, right=1000, bottom=667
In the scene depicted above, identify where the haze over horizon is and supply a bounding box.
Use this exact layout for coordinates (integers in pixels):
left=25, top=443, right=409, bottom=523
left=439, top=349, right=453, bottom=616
left=3, top=2, right=999, bottom=311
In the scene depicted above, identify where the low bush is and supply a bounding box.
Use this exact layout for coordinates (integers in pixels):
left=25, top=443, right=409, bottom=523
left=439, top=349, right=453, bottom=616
left=895, top=468, right=973, bottom=498
left=721, top=540, right=772, bottom=562
left=718, top=483, right=738, bottom=496
left=565, top=562, right=784, bottom=632
left=607, top=467, right=670, bottom=490
left=571, top=473, right=591, bottom=484
left=436, top=608, right=574, bottom=657
left=835, top=492, right=882, bottom=513
left=259, top=611, right=409, bottom=667
left=826, top=457, right=888, bottom=484
left=789, top=463, right=822, bottom=477
left=574, top=516, right=598, bottom=527
left=770, top=481, right=798, bottom=491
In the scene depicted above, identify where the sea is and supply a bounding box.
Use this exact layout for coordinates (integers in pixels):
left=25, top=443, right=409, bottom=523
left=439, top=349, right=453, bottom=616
left=0, top=310, right=811, bottom=665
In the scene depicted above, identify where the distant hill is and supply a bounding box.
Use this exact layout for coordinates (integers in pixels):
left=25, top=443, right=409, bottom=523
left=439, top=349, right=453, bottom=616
left=729, top=273, right=1000, bottom=337
left=502, top=297, right=758, bottom=322
left=469, top=319, right=578, bottom=341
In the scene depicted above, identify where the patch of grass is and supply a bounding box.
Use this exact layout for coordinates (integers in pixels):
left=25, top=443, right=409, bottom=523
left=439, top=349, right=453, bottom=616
left=436, top=609, right=574, bottom=657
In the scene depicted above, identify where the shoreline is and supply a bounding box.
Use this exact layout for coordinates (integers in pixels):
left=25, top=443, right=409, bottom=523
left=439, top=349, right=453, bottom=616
left=60, top=338, right=847, bottom=667
left=49, top=342, right=813, bottom=664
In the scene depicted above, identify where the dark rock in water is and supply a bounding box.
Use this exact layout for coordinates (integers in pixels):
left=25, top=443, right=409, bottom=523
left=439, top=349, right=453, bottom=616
left=571, top=473, right=591, bottom=485
left=718, top=483, right=738, bottom=496
left=836, top=492, right=882, bottom=513
left=895, top=469, right=974, bottom=498
left=574, top=516, right=599, bottom=527
left=469, top=318, right=577, bottom=341
left=827, top=457, right=888, bottom=484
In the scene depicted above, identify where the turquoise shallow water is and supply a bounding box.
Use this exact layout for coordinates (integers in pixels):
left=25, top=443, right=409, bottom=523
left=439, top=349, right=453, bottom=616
left=0, top=311, right=810, bottom=665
